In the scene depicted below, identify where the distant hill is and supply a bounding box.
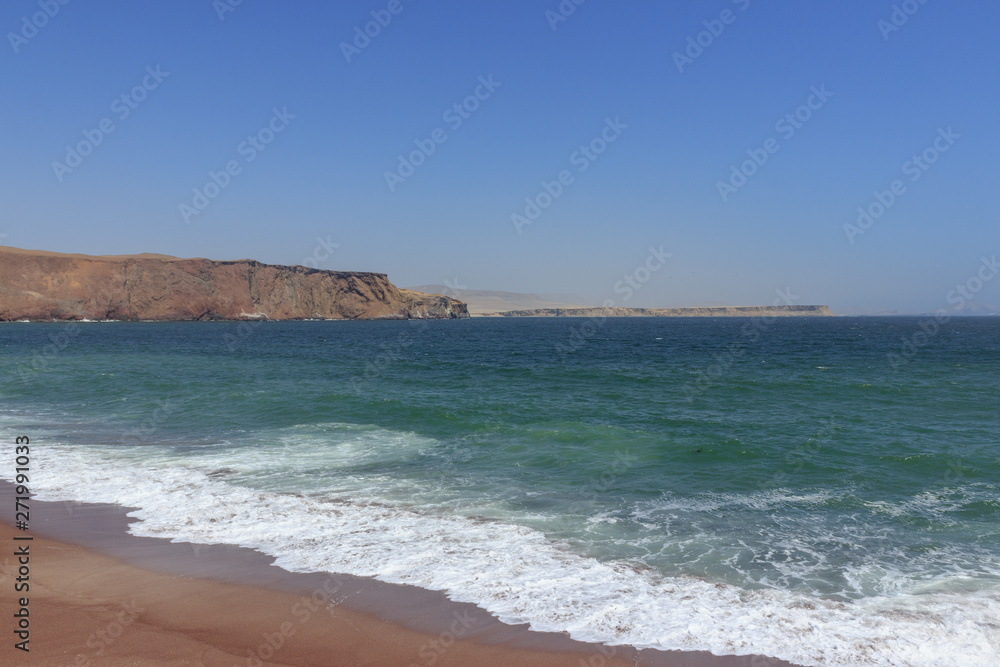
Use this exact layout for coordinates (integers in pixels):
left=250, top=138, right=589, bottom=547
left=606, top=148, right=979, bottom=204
left=944, top=301, right=1000, bottom=316
left=839, top=303, right=999, bottom=316
left=407, top=285, right=587, bottom=315
left=478, top=306, right=835, bottom=318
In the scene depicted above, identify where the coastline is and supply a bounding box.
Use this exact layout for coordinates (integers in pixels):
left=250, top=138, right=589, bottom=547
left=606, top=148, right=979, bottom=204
left=473, top=306, right=834, bottom=318
left=0, top=482, right=800, bottom=666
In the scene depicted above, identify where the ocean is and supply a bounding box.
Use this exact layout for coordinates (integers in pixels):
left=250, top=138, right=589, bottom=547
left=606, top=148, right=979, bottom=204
left=2, top=317, right=998, bottom=666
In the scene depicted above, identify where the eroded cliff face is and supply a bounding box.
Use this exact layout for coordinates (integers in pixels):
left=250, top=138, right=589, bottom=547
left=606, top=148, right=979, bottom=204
left=0, top=247, right=468, bottom=321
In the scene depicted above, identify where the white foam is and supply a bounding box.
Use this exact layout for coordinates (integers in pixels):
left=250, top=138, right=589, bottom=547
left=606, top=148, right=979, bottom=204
left=864, top=489, right=974, bottom=522
left=632, top=489, right=1000, bottom=605
left=10, top=443, right=999, bottom=666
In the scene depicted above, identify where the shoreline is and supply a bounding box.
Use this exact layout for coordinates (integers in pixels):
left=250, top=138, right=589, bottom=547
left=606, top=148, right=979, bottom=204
left=473, top=305, right=834, bottom=318
left=0, top=482, right=800, bottom=666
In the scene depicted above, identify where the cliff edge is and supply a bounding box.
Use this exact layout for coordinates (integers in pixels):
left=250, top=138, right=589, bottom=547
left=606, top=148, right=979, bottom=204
left=0, top=246, right=468, bottom=321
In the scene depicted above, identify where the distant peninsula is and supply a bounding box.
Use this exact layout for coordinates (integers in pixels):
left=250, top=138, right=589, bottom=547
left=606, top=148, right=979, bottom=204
left=476, top=306, right=834, bottom=317
left=409, top=286, right=834, bottom=318
left=0, top=246, right=468, bottom=321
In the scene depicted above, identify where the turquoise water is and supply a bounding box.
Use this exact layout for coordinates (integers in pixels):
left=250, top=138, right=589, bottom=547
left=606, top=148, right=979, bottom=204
left=2, top=318, right=999, bottom=665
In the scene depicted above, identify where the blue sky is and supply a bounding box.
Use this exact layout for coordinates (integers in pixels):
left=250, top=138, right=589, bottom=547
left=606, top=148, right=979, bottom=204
left=1, top=0, right=998, bottom=314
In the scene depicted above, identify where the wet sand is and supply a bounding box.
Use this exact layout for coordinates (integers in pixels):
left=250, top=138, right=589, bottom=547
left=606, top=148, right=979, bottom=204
left=0, top=483, right=799, bottom=666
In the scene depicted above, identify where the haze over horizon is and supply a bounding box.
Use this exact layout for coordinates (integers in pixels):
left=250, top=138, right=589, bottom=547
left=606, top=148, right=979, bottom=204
left=2, top=1, right=998, bottom=315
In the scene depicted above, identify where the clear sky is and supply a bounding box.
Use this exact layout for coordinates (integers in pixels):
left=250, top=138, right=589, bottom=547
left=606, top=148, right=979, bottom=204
left=2, top=0, right=998, bottom=314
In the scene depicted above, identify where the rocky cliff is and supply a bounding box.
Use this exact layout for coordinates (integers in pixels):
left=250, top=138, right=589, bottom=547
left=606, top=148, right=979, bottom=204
left=0, top=247, right=468, bottom=321
left=478, top=305, right=834, bottom=317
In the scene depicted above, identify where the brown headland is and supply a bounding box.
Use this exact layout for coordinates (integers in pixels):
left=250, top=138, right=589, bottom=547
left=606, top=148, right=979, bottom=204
left=0, top=246, right=468, bottom=322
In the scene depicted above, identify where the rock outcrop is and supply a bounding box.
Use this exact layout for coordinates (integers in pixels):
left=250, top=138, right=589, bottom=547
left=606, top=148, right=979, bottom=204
left=406, top=285, right=587, bottom=315
left=478, top=305, right=834, bottom=317
left=0, top=247, right=468, bottom=321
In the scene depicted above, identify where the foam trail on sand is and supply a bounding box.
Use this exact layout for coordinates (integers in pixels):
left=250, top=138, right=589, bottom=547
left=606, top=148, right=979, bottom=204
left=16, top=442, right=1000, bottom=667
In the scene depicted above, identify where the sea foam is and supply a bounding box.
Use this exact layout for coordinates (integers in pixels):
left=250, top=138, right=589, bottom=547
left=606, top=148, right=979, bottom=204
left=14, top=441, right=1000, bottom=667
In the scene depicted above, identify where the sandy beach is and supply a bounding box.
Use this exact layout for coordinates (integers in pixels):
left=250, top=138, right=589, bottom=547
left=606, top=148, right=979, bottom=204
left=2, top=522, right=632, bottom=666
left=0, top=485, right=799, bottom=667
